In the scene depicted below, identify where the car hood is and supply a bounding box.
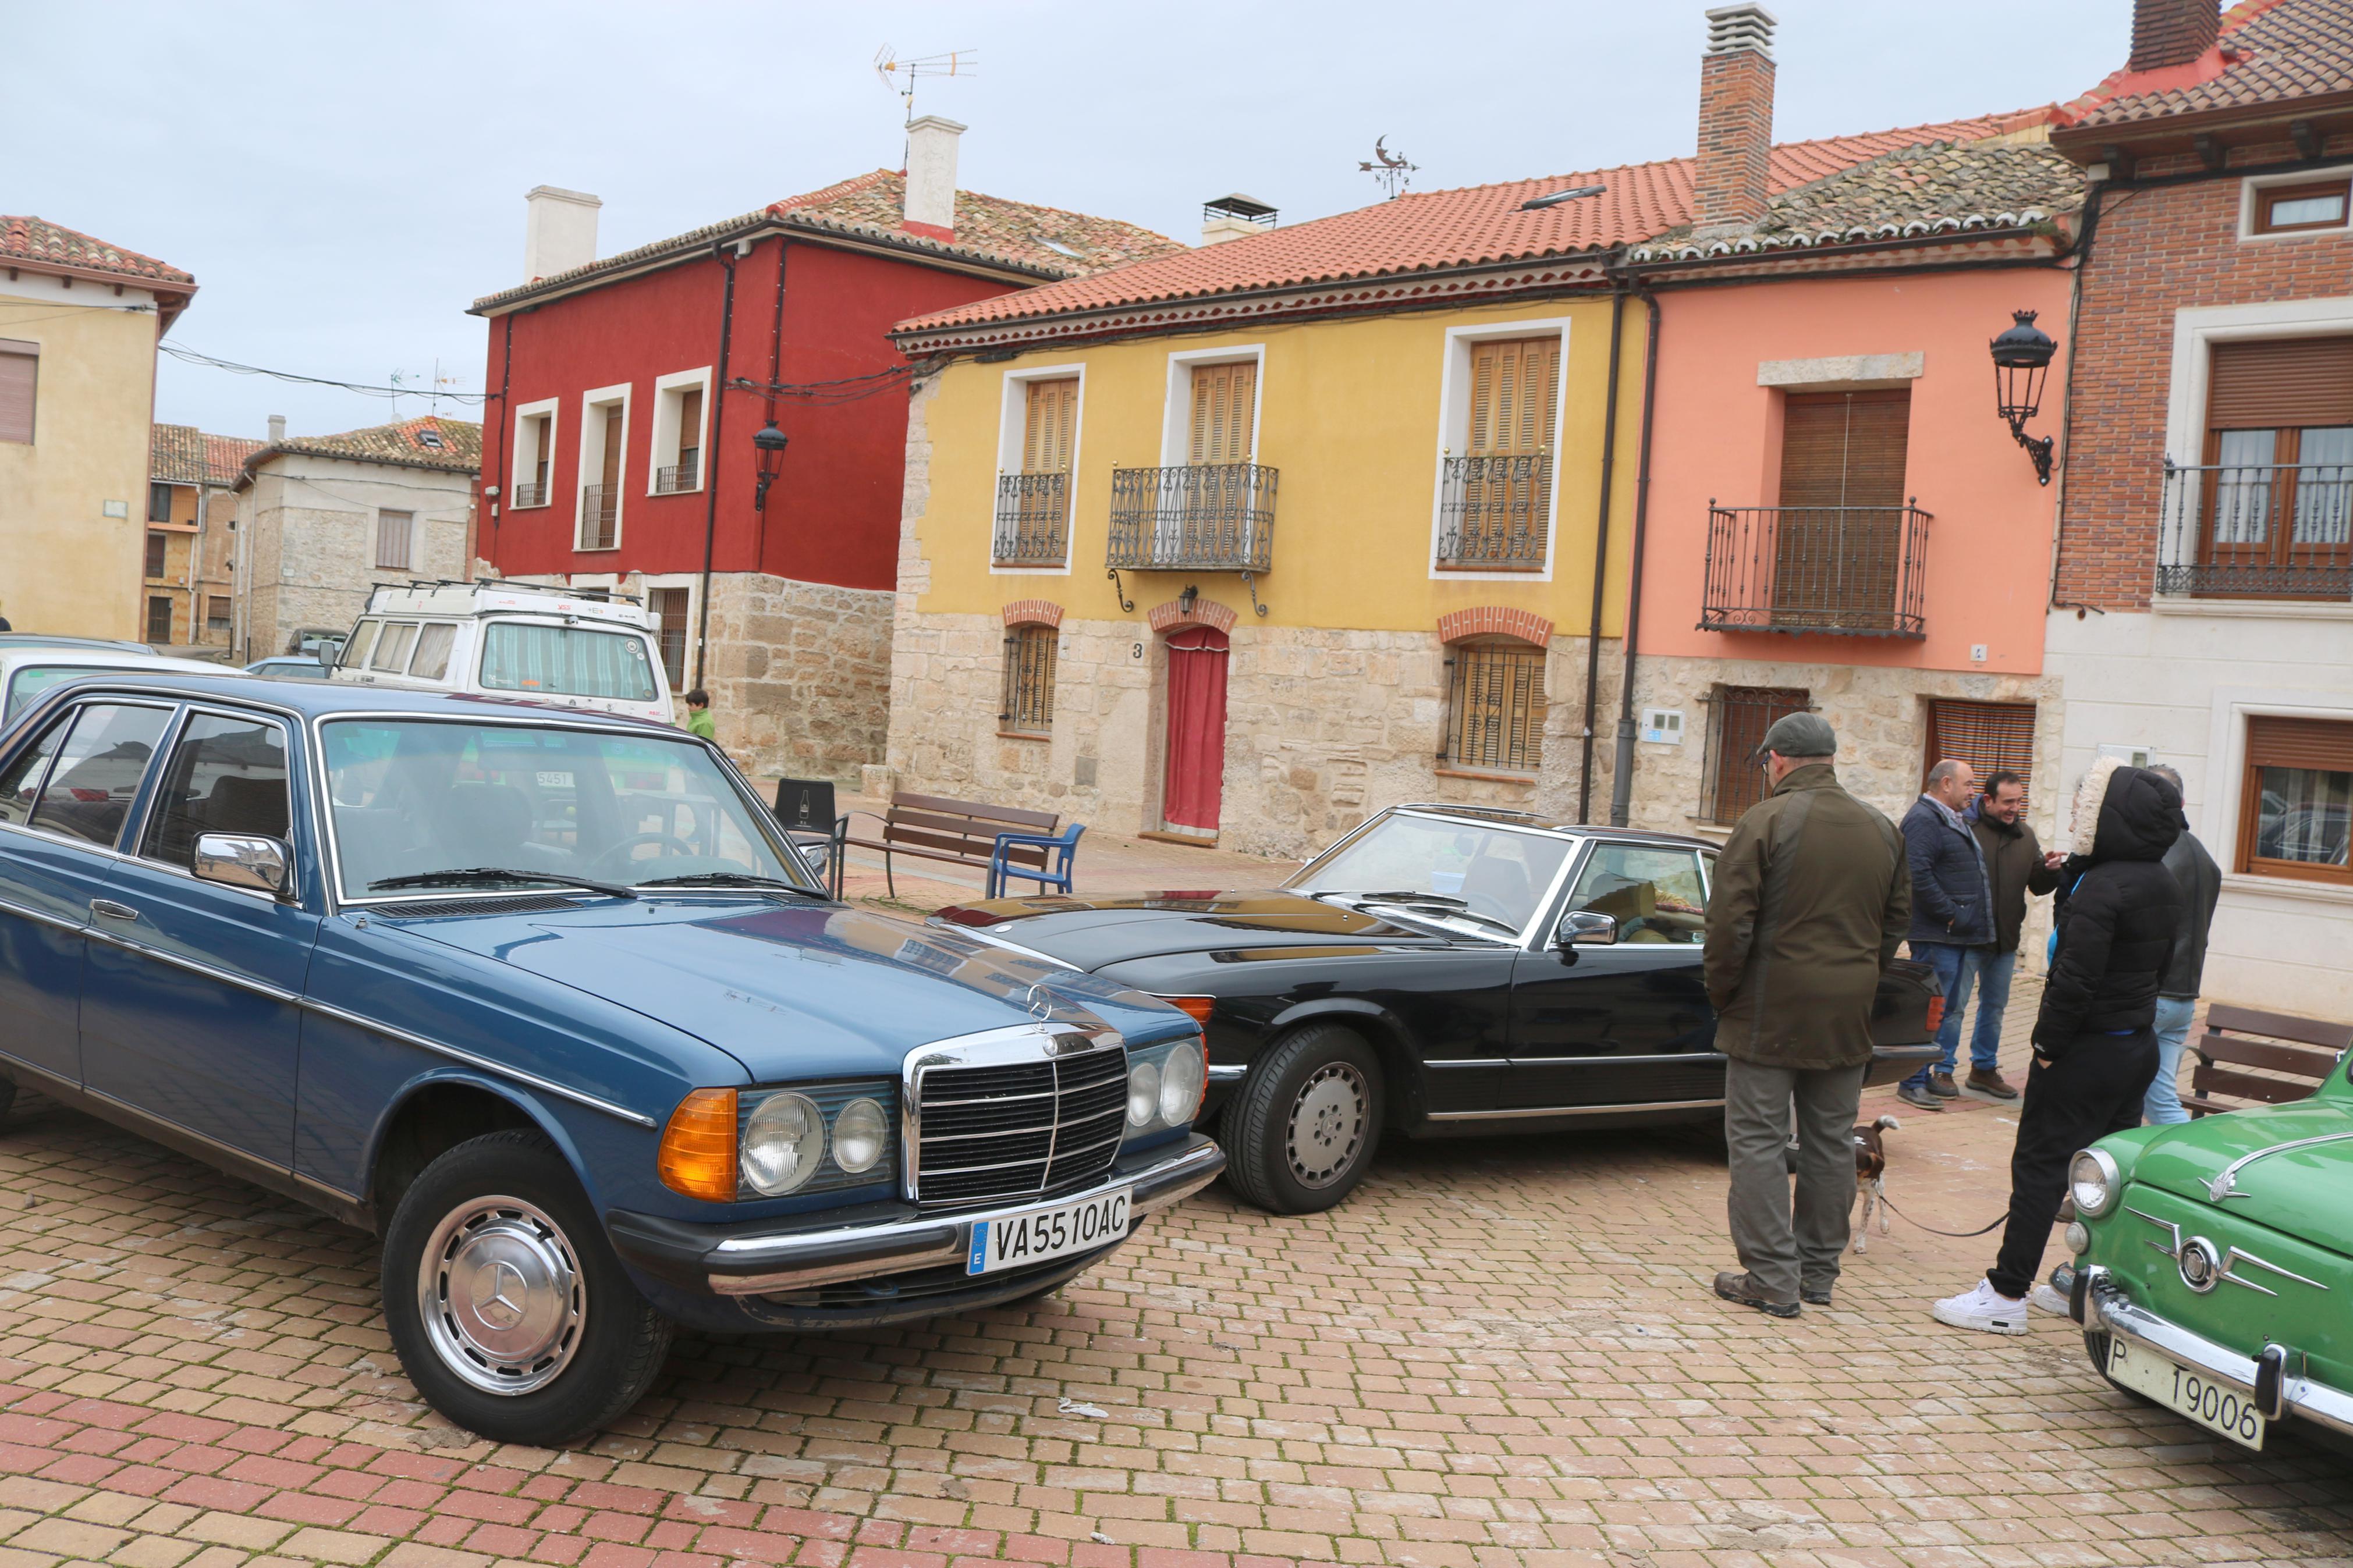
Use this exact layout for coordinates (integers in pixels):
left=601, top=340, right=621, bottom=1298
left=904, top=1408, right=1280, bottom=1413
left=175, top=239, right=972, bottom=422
left=398, top=898, right=1189, bottom=1083
left=934, top=890, right=1468, bottom=970
left=2125, top=1095, right=2353, bottom=1254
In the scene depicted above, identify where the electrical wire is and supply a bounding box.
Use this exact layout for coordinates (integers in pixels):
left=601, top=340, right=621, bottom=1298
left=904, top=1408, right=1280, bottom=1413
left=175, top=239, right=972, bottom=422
left=161, top=343, right=487, bottom=404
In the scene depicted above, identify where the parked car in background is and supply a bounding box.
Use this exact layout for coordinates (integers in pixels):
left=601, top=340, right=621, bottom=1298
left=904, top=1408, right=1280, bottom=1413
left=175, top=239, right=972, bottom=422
left=2068, top=1066, right=2353, bottom=1456
left=0, top=635, right=151, bottom=653
left=331, top=581, right=672, bottom=727
left=0, top=646, right=247, bottom=732
left=934, top=803, right=1942, bottom=1214
left=0, top=674, right=1220, bottom=1445
left=245, top=656, right=332, bottom=681
left=283, top=626, right=347, bottom=659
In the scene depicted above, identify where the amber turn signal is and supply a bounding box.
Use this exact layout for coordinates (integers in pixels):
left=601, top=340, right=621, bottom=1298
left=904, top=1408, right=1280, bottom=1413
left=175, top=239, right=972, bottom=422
left=658, top=1087, right=738, bottom=1201
left=1924, top=995, right=1947, bottom=1033
left=1158, top=995, right=1216, bottom=1026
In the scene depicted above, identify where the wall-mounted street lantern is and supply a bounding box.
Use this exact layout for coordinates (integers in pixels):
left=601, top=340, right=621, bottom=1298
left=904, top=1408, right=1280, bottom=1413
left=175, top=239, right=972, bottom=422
left=1990, top=310, right=2058, bottom=486
left=752, top=422, right=790, bottom=511
left=1177, top=584, right=1199, bottom=616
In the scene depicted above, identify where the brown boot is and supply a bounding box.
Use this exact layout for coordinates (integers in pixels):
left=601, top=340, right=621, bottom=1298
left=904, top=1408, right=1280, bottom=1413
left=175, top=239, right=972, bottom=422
left=1967, top=1067, right=2020, bottom=1101
left=1713, top=1270, right=1800, bottom=1319
left=1929, top=1071, right=1960, bottom=1098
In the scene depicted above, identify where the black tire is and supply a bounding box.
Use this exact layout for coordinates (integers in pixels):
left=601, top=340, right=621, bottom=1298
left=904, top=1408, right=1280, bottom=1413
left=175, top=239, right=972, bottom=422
left=381, top=1130, right=671, bottom=1447
left=1222, top=1023, right=1384, bottom=1214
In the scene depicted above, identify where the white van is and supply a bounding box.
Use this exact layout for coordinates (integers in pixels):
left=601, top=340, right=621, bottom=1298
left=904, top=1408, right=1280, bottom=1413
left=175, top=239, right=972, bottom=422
left=329, top=581, right=675, bottom=727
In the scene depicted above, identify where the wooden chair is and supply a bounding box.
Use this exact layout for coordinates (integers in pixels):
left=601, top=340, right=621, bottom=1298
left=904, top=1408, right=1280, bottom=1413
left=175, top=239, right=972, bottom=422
left=2181, top=1003, right=2353, bottom=1118
left=832, top=790, right=1066, bottom=899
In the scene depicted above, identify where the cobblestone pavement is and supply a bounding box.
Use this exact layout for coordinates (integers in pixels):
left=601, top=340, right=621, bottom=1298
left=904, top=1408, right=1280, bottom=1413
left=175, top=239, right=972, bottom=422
left=1, top=819, right=2349, bottom=1567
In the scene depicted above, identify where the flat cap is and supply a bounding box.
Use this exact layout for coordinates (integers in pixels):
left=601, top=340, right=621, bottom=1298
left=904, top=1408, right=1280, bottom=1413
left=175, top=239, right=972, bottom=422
left=1756, top=711, right=1835, bottom=759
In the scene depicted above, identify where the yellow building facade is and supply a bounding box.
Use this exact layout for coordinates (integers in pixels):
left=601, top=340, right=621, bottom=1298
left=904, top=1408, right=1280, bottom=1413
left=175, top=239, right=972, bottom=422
left=0, top=220, right=195, bottom=640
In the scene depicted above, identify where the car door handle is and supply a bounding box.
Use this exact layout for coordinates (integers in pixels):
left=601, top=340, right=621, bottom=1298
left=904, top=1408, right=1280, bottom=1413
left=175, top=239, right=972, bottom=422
left=90, top=898, right=139, bottom=922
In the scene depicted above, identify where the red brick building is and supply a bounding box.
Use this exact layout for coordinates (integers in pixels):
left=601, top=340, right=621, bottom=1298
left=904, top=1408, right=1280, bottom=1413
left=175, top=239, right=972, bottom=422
left=2046, top=0, right=2353, bottom=1013
left=467, top=120, right=1177, bottom=784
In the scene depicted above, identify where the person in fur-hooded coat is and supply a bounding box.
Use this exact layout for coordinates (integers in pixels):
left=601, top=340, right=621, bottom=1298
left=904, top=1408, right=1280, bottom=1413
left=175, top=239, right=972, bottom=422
left=1930, top=758, right=2185, bottom=1334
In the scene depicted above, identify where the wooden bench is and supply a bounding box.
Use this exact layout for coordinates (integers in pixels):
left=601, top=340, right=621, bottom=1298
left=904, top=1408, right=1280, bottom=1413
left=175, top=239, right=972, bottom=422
left=2182, top=1002, right=2353, bottom=1118
left=833, top=791, right=1064, bottom=900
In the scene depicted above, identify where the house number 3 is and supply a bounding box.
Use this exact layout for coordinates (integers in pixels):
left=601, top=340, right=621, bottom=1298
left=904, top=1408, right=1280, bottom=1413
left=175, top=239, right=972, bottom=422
left=1131, top=642, right=1145, bottom=660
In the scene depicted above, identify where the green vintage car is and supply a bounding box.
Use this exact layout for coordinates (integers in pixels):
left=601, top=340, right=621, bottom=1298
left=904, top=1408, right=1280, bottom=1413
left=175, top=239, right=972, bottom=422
left=2067, top=1066, right=2353, bottom=1453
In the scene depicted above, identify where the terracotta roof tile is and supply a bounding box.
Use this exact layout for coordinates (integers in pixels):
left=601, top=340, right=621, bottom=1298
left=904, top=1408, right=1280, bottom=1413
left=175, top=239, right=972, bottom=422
left=203, top=432, right=264, bottom=486
left=893, top=112, right=2031, bottom=340
left=150, top=424, right=209, bottom=486
left=249, top=415, right=481, bottom=479
left=2062, top=0, right=2353, bottom=130
left=2, top=216, right=193, bottom=286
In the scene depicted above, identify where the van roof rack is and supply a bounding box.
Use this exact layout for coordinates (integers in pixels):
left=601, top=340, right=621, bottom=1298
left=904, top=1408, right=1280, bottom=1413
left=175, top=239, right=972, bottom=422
left=376, top=578, right=646, bottom=607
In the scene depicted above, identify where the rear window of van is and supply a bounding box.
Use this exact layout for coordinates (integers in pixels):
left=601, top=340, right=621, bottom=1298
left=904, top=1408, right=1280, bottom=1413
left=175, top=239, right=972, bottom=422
left=478, top=623, right=659, bottom=702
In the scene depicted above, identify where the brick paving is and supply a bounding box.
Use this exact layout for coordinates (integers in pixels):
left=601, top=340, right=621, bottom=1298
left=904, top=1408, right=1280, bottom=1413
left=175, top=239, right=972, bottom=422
left=1, top=819, right=2349, bottom=1566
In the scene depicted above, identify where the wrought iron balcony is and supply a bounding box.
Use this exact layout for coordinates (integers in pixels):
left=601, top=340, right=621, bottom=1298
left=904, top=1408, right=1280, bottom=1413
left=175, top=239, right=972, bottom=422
left=993, top=471, right=1070, bottom=566
left=580, top=485, right=619, bottom=550
left=654, top=455, right=699, bottom=495
left=1437, top=453, right=1551, bottom=570
left=510, top=482, right=546, bottom=509
left=1699, top=502, right=1930, bottom=638
left=2157, top=457, right=2352, bottom=599
left=1106, top=463, right=1276, bottom=572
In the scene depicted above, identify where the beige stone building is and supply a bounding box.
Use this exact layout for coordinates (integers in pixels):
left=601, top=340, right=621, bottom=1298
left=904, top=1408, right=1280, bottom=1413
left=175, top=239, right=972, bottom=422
left=232, top=415, right=479, bottom=660
left=0, top=217, right=196, bottom=639
left=145, top=424, right=259, bottom=649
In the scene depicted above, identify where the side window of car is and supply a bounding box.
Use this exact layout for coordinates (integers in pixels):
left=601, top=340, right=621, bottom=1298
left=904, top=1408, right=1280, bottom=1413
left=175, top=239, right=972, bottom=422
left=25, top=703, right=173, bottom=848
left=372, top=623, right=419, bottom=673
left=143, top=713, right=293, bottom=870
left=1562, top=845, right=1710, bottom=944
left=410, top=623, right=456, bottom=681
left=0, top=709, right=75, bottom=827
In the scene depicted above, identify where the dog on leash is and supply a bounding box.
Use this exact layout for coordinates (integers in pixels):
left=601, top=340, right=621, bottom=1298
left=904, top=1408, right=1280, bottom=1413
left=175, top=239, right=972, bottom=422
left=1851, top=1115, right=1901, bottom=1253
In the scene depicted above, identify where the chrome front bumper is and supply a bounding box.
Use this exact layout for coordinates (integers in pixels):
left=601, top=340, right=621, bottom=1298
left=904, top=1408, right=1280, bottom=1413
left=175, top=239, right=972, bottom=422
left=2082, top=1268, right=2353, bottom=1439
left=606, top=1135, right=1225, bottom=1299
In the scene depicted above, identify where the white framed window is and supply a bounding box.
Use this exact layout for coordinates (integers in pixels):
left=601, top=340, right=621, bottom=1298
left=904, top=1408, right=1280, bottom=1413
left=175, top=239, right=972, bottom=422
left=511, top=399, right=558, bottom=509
left=2240, top=163, right=2353, bottom=243
left=637, top=571, right=700, bottom=694
left=374, top=509, right=414, bottom=572
left=648, top=368, right=711, bottom=496
left=991, top=362, right=1087, bottom=574
left=1426, top=316, right=1573, bottom=582
left=576, top=383, right=630, bottom=551
left=1158, top=344, right=1265, bottom=468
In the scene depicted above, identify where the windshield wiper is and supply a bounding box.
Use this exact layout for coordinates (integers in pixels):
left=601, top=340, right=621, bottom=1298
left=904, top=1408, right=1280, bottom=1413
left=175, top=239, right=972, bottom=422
left=1347, top=889, right=1471, bottom=908
left=635, top=872, right=825, bottom=897
left=368, top=867, right=638, bottom=900
left=1346, top=890, right=1522, bottom=937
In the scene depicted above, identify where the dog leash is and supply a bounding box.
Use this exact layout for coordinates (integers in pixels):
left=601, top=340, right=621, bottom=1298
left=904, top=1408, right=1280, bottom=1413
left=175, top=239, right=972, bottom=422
left=1876, top=1192, right=2009, bottom=1239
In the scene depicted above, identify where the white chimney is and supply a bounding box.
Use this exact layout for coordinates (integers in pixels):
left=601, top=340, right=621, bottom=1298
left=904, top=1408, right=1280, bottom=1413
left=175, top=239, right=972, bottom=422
left=267, top=414, right=286, bottom=443
left=902, top=116, right=965, bottom=234
left=524, top=186, right=602, bottom=281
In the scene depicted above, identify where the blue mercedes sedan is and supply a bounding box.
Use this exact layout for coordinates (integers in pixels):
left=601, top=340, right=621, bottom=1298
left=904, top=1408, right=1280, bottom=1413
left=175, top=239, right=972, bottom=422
left=0, top=674, right=1220, bottom=1445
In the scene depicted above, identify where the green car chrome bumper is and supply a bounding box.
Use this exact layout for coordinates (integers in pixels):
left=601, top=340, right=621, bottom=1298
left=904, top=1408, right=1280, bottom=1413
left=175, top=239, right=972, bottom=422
left=2079, top=1266, right=2353, bottom=1440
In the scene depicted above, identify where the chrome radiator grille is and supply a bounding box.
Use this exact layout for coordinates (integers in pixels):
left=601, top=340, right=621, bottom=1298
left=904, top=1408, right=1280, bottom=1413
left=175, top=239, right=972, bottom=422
left=913, top=1040, right=1127, bottom=1207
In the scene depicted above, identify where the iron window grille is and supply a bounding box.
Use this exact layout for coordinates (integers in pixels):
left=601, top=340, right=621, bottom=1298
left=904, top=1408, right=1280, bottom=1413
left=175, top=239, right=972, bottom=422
left=1699, top=502, right=1930, bottom=638
left=579, top=485, right=619, bottom=550
left=2157, top=455, right=2353, bottom=599
left=994, top=472, right=1070, bottom=566
left=1106, top=463, right=1276, bottom=572
left=1704, top=685, right=1812, bottom=826
left=1000, top=624, right=1057, bottom=735
left=654, top=454, right=700, bottom=495
left=1441, top=640, right=1546, bottom=775
left=1437, top=452, right=1552, bottom=569
left=510, top=482, right=547, bottom=509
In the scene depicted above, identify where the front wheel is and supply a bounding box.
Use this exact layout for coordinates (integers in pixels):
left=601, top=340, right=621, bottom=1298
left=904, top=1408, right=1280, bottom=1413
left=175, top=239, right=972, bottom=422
left=1223, top=1023, right=1384, bottom=1215
left=382, top=1130, right=671, bottom=1446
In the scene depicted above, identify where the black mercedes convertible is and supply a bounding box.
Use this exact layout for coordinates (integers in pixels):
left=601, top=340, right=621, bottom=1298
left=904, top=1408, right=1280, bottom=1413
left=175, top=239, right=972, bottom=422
left=933, top=803, right=1941, bottom=1214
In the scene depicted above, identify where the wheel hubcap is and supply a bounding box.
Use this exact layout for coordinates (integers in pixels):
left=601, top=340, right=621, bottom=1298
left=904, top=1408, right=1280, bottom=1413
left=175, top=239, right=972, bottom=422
left=417, top=1196, right=584, bottom=1396
left=1286, top=1062, right=1368, bottom=1188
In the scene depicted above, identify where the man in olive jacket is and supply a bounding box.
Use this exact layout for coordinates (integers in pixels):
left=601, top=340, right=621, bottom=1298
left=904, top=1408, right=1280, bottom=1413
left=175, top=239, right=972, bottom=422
left=1703, top=713, right=1911, bottom=1317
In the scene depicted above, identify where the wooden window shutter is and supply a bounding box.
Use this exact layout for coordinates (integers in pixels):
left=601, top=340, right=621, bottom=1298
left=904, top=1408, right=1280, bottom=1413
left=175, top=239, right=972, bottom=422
left=1467, top=337, right=1559, bottom=456
left=1023, top=378, right=1078, bottom=473
left=1188, top=362, right=1255, bottom=465
left=1777, top=390, right=1910, bottom=509
left=601, top=407, right=624, bottom=489
left=1710, top=687, right=1811, bottom=824
left=1925, top=700, right=2039, bottom=802
left=0, top=342, right=34, bottom=445
left=677, top=389, right=702, bottom=453
left=2208, top=338, right=2353, bottom=431
left=2246, top=715, right=2353, bottom=773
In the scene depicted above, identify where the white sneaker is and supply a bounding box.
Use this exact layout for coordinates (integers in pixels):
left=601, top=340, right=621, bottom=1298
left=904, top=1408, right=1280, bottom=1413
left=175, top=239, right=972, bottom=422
left=2029, top=1283, right=2071, bottom=1317
left=1932, top=1278, right=2032, bottom=1335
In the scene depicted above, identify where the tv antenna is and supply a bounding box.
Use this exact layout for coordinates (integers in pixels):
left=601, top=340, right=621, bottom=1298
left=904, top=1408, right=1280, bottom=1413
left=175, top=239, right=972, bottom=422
left=1359, top=135, right=1418, bottom=199
left=874, top=45, right=977, bottom=127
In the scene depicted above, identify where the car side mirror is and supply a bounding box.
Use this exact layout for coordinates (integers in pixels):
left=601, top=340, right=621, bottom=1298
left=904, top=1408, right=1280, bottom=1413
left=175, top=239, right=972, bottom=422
left=1556, top=910, right=1619, bottom=950
left=317, top=642, right=338, bottom=670
left=193, top=832, right=293, bottom=899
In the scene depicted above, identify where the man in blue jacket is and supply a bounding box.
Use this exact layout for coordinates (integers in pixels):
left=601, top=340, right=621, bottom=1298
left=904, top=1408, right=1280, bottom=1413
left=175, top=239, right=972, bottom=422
left=1897, top=759, right=1994, bottom=1111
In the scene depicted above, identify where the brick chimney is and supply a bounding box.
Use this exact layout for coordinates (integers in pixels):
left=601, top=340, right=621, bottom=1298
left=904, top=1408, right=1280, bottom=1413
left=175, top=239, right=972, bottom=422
left=2130, top=0, right=2220, bottom=71
left=523, top=186, right=601, bottom=282
left=902, top=116, right=964, bottom=237
left=1691, top=3, right=1777, bottom=239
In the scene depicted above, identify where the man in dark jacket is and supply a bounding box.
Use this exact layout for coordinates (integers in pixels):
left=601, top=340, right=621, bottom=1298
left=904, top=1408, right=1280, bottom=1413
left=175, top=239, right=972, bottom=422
left=1933, top=759, right=2184, bottom=1334
left=1946, top=770, right=2065, bottom=1103
left=1897, top=759, right=1994, bottom=1110
left=1704, top=713, right=1910, bottom=1318
left=2142, top=764, right=2221, bottom=1124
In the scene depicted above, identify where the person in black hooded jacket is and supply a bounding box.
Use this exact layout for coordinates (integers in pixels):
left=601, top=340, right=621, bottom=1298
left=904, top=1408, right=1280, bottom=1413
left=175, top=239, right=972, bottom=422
left=1930, top=759, right=2185, bottom=1334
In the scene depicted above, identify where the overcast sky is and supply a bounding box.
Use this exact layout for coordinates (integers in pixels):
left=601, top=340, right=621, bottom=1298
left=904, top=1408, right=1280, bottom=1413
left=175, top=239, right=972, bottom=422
left=5, top=0, right=2132, bottom=442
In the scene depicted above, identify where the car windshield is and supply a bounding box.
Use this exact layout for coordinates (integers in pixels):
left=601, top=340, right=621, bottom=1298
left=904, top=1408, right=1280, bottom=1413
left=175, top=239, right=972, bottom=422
left=479, top=623, right=659, bottom=702
left=1288, top=813, right=1573, bottom=934
left=320, top=718, right=810, bottom=901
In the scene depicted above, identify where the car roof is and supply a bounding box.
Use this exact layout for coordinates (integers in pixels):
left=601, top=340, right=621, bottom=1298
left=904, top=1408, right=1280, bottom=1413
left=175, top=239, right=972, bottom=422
left=1384, top=802, right=1718, bottom=852
left=0, top=647, right=239, bottom=675
left=33, top=670, right=682, bottom=731
left=0, top=634, right=152, bottom=652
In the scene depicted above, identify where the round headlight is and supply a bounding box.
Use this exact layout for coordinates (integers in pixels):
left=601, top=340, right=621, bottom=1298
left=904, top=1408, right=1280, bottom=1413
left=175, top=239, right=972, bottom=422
left=1126, top=1059, right=1162, bottom=1128
left=741, top=1092, right=824, bottom=1196
left=2065, top=1220, right=2091, bottom=1255
left=2070, top=1148, right=2120, bottom=1218
left=1159, top=1041, right=1205, bottom=1126
left=832, top=1097, right=888, bottom=1175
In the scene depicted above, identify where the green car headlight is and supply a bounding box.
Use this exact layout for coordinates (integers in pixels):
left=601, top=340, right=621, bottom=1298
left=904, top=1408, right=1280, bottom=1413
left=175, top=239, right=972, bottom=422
left=2070, top=1148, right=2121, bottom=1218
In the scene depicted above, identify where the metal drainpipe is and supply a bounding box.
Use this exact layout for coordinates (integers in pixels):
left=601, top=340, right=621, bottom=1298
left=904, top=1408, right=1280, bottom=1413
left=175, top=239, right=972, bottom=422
left=1575, top=281, right=1628, bottom=823
left=694, top=239, right=742, bottom=691
left=1609, top=285, right=1663, bottom=827
left=489, top=313, right=513, bottom=559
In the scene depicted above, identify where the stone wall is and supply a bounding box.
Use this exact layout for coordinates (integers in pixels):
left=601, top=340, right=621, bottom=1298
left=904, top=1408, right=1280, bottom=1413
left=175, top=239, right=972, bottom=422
left=701, top=572, right=894, bottom=790
left=237, top=460, right=470, bottom=660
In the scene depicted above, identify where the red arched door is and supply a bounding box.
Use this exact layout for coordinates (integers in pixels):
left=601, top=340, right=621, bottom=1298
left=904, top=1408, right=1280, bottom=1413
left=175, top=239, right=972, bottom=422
left=1162, top=625, right=1229, bottom=834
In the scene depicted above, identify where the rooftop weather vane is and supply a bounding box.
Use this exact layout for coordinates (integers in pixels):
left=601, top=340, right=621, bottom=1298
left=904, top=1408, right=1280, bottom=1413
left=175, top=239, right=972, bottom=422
left=1360, top=136, right=1418, bottom=199
left=874, top=45, right=977, bottom=128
